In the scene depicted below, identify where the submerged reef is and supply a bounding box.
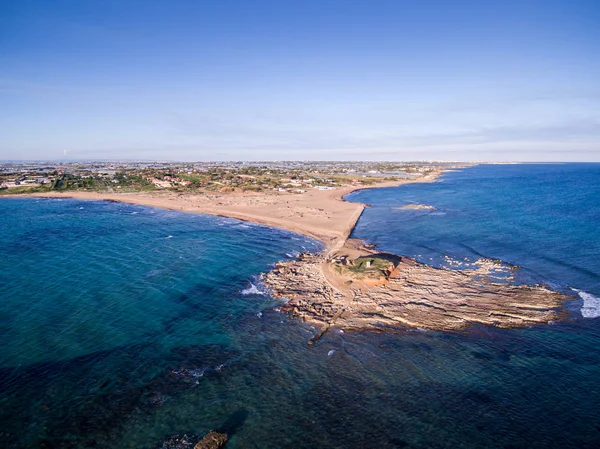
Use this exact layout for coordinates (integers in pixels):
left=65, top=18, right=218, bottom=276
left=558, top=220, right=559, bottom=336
left=400, top=204, right=437, bottom=210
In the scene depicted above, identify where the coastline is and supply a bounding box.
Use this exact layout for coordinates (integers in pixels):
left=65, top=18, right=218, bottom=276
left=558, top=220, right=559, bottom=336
left=6, top=167, right=571, bottom=336
left=8, top=170, right=443, bottom=253
left=2, top=165, right=598, bottom=449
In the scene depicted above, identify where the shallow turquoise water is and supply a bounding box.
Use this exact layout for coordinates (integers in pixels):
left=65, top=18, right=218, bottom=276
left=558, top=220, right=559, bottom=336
left=2, top=165, right=600, bottom=448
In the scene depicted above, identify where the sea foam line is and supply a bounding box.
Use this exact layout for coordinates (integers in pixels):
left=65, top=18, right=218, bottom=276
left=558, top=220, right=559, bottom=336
left=572, top=289, right=600, bottom=318
left=241, top=283, right=266, bottom=296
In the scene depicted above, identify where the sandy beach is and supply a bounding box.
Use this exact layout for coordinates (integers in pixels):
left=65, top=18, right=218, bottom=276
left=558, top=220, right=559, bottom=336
left=18, top=171, right=442, bottom=253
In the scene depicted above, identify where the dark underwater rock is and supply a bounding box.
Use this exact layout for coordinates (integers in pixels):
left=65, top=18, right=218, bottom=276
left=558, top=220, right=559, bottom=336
left=194, top=430, right=228, bottom=449
left=158, top=431, right=228, bottom=449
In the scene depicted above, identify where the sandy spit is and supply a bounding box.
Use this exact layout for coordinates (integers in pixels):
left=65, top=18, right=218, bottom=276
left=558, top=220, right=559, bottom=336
left=12, top=171, right=443, bottom=252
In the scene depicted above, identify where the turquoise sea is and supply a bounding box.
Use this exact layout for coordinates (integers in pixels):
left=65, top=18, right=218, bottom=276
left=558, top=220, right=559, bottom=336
left=1, top=163, right=600, bottom=448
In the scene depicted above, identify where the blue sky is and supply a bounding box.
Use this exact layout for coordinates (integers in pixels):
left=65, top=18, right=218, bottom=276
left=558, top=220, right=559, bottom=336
left=1, top=0, right=599, bottom=161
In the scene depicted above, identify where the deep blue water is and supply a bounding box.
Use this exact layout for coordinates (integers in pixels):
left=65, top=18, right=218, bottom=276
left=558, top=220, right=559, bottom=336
left=349, top=163, right=600, bottom=300
left=2, top=164, right=600, bottom=448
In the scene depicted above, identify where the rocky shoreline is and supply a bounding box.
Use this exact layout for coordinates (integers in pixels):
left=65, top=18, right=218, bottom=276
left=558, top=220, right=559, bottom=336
left=262, top=241, right=571, bottom=340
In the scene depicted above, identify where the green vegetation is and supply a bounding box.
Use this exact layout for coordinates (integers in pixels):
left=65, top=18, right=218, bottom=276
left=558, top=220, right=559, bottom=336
left=331, top=255, right=397, bottom=280
left=0, top=185, right=51, bottom=195
left=346, top=256, right=391, bottom=273
left=1, top=161, right=445, bottom=196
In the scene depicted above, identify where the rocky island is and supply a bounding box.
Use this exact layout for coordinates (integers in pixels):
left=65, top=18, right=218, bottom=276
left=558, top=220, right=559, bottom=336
left=262, top=239, right=568, bottom=339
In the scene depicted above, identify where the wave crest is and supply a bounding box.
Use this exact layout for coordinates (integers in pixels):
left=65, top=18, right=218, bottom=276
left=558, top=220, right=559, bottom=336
left=574, top=289, right=600, bottom=318
left=241, top=283, right=265, bottom=296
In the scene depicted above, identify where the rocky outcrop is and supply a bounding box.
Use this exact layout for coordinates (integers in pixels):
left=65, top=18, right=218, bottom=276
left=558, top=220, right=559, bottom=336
left=262, top=246, right=570, bottom=337
left=263, top=253, right=346, bottom=327
left=159, top=431, right=227, bottom=449
left=194, top=431, right=228, bottom=449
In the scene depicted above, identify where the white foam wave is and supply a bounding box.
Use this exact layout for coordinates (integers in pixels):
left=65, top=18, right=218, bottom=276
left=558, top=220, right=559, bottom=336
left=172, top=362, right=228, bottom=379
left=573, top=289, right=600, bottom=318
left=241, top=283, right=265, bottom=295
left=172, top=367, right=206, bottom=378
left=327, top=350, right=336, bottom=357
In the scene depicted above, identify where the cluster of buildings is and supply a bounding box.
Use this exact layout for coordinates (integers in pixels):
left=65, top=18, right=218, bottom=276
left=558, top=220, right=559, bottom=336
left=1, top=160, right=448, bottom=193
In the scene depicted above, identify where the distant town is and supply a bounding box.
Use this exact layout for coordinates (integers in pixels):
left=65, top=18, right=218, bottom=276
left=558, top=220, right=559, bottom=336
left=0, top=161, right=460, bottom=195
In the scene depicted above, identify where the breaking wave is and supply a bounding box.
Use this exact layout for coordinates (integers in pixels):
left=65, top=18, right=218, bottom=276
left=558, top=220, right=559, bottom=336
left=573, top=289, right=600, bottom=318
left=241, top=283, right=265, bottom=296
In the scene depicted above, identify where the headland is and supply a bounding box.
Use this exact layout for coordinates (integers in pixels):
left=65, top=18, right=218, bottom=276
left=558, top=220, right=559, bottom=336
left=5, top=162, right=570, bottom=337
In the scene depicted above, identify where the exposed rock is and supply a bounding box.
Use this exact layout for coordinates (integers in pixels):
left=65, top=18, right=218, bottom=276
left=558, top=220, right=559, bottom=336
left=262, top=242, right=571, bottom=336
left=158, top=431, right=227, bottom=449
left=194, top=431, right=228, bottom=449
